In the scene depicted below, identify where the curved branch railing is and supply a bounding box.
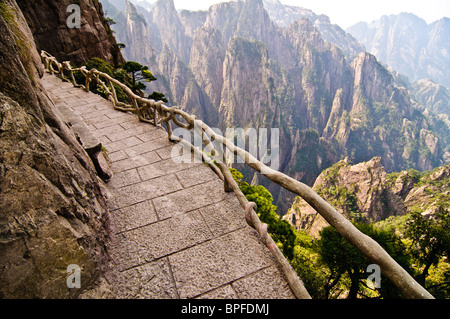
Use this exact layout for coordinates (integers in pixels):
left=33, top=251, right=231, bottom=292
left=41, top=51, right=434, bottom=299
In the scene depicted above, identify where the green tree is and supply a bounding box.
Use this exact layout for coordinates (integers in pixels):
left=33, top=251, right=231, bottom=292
left=230, top=168, right=297, bottom=259
left=290, top=230, right=327, bottom=299
left=405, top=208, right=450, bottom=287
left=148, top=91, right=168, bottom=103
left=84, top=57, right=114, bottom=76
left=77, top=58, right=116, bottom=98
left=104, top=17, right=116, bottom=26
left=115, top=43, right=126, bottom=50
left=317, top=223, right=411, bottom=299
left=123, top=61, right=157, bottom=93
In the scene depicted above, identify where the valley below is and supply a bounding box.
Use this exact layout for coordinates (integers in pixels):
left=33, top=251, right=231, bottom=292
left=103, top=0, right=449, bottom=213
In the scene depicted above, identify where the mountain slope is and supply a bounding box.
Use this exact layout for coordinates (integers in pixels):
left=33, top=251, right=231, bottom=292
left=262, top=0, right=365, bottom=56
left=104, top=0, right=449, bottom=213
left=347, top=13, right=450, bottom=88
left=283, top=157, right=449, bottom=236
left=411, top=79, right=450, bottom=116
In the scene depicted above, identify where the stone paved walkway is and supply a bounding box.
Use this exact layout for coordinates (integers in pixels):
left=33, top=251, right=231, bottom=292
left=41, top=73, right=295, bottom=299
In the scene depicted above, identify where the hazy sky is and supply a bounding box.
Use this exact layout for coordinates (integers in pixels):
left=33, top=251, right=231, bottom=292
left=162, top=0, right=450, bottom=29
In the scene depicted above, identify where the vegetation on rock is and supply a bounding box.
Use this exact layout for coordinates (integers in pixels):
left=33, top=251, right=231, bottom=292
left=73, top=57, right=167, bottom=103
left=231, top=161, right=449, bottom=298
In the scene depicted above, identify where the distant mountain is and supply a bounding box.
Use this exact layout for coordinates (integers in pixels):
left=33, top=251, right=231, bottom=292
left=262, top=0, right=365, bottom=56
left=411, top=79, right=450, bottom=116
left=347, top=13, right=450, bottom=88
left=102, top=0, right=449, bottom=213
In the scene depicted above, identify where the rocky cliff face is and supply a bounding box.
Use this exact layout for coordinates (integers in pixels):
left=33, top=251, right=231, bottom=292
left=282, top=158, right=400, bottom=236
left=17, top=0, right=125, bottom=66
left=0, top=0, right=113, bottom=298
left=347, top=14, right=450, bottom=88
left=389, top=164, right=449, bottom=217
left=106, top=0, right=449, bottom=212
left=283, top=157, right=449, bottom=236
left=411, top=79, right=450, bottom=117
left=122, top=0, right=154, bottom=66
left=149, top=0, right=191, bottom=64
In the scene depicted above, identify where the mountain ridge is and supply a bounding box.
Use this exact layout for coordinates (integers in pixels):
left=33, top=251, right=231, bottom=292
left=103, top=0, right=449, bottom=212
left=347, top=13, right=450, bottom=88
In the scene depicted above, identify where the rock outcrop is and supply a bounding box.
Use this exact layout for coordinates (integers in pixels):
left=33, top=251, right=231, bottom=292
left=283, top=157, right=449, bottom=236
left=0, top=0, right=112, bottom=298
left=411, top=79, right=450, bottom=116
left=122, top=0, right=154, bottom=66
left=391, top=165, right=450, bottom=216
left=149, top=0, right=191, bottom=64
left=283, top=157, right=405, bottom=236
left=17, top=0, right=125, bottom=66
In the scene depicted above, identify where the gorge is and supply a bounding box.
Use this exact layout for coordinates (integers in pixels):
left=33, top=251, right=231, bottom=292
left=103, top=0, right=449, bottom=212
left=1, top=0, right=448, bottom=299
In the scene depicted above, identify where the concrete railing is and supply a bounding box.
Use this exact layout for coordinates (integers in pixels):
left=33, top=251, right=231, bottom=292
left=40, top=50, right=434, bottom=299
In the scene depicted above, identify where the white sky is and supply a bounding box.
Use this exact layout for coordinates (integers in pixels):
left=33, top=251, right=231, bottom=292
left=163, top=0, right=450, bottom=29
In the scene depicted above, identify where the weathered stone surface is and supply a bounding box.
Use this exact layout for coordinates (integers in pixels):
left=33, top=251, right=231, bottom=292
left=175, top=163, right=219, bottom=188
left=0, top=0, right=112, bottom=298
left=113, top=210, right=212, bottom=271
left=55, top=102, right=113, bottom=181
left=232, top=266, right=295, bottom=299
left=110, top=200, right=158, bottom=233
left=168, top=228, right=277, bottom=298
left=196, top=285, right=238, bottom=299
left=111, top=174, right=183, bottom=209
left=197, top=198, right=247, bottom=236
left=283, top=157, right=405, bottom=236
left=17, top=0, right=125, bottom=66
left=115, top=258, right=178, bottom=299
left=137, top=157, right=202, bottom=181
left=152, top=179, right=230, bottom=220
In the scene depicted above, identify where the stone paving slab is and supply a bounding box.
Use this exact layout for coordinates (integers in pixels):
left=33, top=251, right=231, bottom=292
left=152, top=179, right=231, bottom=220
left=41, top=73, right=296, bottom=299
left=168, top=228, right=275, bottom=298
left=115, top=258, right=179, bottom=299
left=111, top=199, right=158, bottom=233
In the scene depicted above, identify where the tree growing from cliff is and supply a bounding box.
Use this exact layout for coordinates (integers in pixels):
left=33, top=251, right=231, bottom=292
left=123, top=61, right=156, bottom=93
left=148, top=91, right=168, bottom=103
left=77, top=58, right=166, bottom=104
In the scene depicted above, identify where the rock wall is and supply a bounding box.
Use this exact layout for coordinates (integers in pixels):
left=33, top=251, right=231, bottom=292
left=17, top=0, right=125, bottom=66
left=283, top=156, right=449, bottom=236
left=0, top=0, right=112, bottom=298
left=283, top=157, right=405, bottom=236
